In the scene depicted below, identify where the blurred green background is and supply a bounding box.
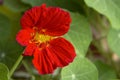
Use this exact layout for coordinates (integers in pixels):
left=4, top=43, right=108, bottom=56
left=0, top=0, right=120, bottom=80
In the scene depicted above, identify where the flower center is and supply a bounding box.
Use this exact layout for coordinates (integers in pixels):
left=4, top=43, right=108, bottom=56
left=33, top=32, right=52, bottom=43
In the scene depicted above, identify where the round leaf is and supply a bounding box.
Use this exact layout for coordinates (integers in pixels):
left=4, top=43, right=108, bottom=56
left=64, top=12, right=92, bottom=57
left=84, top=0, right=120, bottom=29
left=61, top=57, right=98, bottom=80
left=0, top=63, right=9, bottom=80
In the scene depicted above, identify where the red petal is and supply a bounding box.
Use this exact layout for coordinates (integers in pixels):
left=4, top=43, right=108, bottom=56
left=47, top=37, right=76, bottom=67
left=32, top=47, right=57, bottom=74
left=23, top=43, right=36, bottom=56
left=37, top=7, right=71, bottom=36
left=20, top=4, right=47, bottom=29
left=16, top=29, right=34, bottom=46
left=21, top=4, right=71, bottom=36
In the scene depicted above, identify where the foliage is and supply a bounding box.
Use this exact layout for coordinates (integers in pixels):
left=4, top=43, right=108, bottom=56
left=0, top=0, right=120, bottom=80
left=0, top=63, right=9, bottom=80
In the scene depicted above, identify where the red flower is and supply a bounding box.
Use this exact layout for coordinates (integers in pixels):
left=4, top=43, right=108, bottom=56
left=16, top=4, right=76, bottom=74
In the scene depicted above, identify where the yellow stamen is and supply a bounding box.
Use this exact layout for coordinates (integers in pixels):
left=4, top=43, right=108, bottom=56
left=34, top=32, right=52, bottom=43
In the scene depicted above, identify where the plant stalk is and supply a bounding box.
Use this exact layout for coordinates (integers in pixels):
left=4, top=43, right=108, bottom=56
left=9, top=55, right=23, bottom=78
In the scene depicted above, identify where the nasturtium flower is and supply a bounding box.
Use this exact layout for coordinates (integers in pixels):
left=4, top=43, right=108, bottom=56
left=16, top=4, right=76, bottom=74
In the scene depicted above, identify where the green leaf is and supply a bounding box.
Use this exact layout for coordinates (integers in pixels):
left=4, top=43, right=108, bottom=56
left=64, top=12, right=92, bottom=57
left=94, top=60, right=117, bottom=80
left=0, top=63, right=9, bottom=80
left=84, top=0, right=120, bottom=29
left=0, top=9, right=23, bottom=69
left=61, top=57, right=98, bottom=80
left=107, top=28, right=120, bottom=57
left=4, top=0, right=29, bottom=12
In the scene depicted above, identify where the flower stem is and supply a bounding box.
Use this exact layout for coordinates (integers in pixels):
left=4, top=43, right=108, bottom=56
left=9, top=55, right=23, bottom=78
